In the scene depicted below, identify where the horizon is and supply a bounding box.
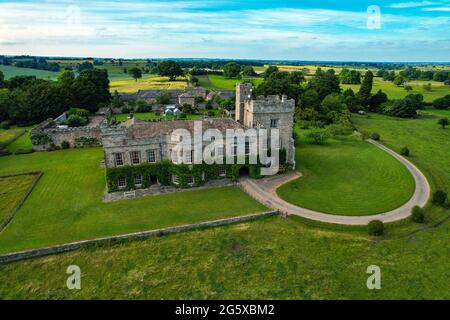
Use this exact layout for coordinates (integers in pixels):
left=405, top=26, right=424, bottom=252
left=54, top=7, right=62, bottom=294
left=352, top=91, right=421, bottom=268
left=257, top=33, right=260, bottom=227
left=0, top=0, right=449, bottom=62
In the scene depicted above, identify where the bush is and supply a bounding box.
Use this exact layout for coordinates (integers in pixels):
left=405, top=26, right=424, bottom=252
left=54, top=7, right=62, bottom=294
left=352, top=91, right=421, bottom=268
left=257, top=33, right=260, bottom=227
left=400, top=147, right=410, bottom=156
left=359, top=130, right=370, bottom=140
left=68, top=108, right=89, bottom=118
left=61, top=141, right=71, bottom=149
left=121, top=107, right=131, bottom=114
left=0, top=121, right=10, bottom=130
left=371, top=132, right=380, bottom=141
left=136, top=100, right=152, bottom=113
left=67, top=114, right=88, bottom=127
left=306, top=130, right=330, bottom=144
left=433, top=190, right=447, bottom=206
left=368, top=220, right=384, bottom=236
left=411, top=206, right=425, bottom=223
left=327, top=124, right=353, bottom=136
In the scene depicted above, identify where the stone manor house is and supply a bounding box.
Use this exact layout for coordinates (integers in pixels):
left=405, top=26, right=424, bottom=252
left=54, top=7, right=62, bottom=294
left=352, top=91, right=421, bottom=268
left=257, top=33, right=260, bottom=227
left=102, top=83, right=295, bottom=191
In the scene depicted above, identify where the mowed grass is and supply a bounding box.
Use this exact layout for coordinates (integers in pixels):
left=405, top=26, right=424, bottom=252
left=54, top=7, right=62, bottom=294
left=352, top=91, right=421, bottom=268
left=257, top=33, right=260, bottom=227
left=277, top=133, right=415, bottom=215
left=352, top=112, right=450, bottom=195
left=110, top=76, right=187, bottom=93
left=0, top=148, right=266, bottom=254
left=0, top=174, right=36, bottom=225
left=0, top=127, right=25, bottom=145
left=0, top=65, right=58, bottom=80
left=1, top=215, right=449, bottom=299
left=342, top=77, right=450, bottom=102
left=197, top=75, right=263, bottom=91
left=7, top=131, right=33, bottom=154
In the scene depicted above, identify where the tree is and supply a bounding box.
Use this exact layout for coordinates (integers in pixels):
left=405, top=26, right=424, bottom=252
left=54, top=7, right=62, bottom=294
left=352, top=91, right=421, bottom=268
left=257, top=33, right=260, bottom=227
left=358, top=71, right=373, bottom=107
left=264, top=66, right=279, bottom=79
left=433, top=190, right=447, bottom=206
left=0, top=89, right=11, bottom=123
left=241, top=66, right=257, bottom=77
left=111, top=90, right=123, bottom=109
left=306, top=68, right=341, bottom=101
left=57, top=70, right=75, bottom=87
left=300, top=89, right=320, bottom=110
left=158, top=60, right=184, bottom=81
left=319, top=93, right=348, bottom=124
left=72, top=69, right=111, bottom=113
left=433, top=95, right=450, bottom=110
left=128, top=67, right=142, bottom=82
left=77, top=62, right=94, bottom=72
left=368, top=90, right=388, bottom=112
left=389, top=94, right=423, bottom=118
left=438, top=118, right=449, bottom=129
left=223, top=62, right=242, bottom=78
left=0, top=71, right=4, bottom=88
left=339, top=68, right=361, bottom=84
left=393, top=75, right=404, bottom=86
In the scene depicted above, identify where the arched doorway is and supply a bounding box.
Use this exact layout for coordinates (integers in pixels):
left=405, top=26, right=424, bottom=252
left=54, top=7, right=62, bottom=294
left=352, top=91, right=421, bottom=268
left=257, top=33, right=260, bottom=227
left=238, top=166, right=250, bottom=178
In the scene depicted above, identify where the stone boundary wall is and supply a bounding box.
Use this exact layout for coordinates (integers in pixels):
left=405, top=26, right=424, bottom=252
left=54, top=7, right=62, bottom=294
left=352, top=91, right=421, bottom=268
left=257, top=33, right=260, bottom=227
left=0, top=172, right=43, bottom=233
left=0, top=211, right=278, bottom=264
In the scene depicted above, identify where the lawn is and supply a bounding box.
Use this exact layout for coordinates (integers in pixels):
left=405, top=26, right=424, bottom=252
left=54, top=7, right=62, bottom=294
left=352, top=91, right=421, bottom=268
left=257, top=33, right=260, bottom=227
left=352, top=112, right=450, bottom=196
left=0, top=148, right=266, bottom=254
left=197, top=75, right=263, bottom=91
left=277, top=133, right=415, bottom=215
left=110, top=76, right=187, bottom=93
left=0, top=174, right=36, bottom=226
left=342, top=77, right=450, bottom=102
left=6, top=131, right=33, bottom=154
left=0, top=65, right=58, bottom=80
left=0, top=127, right=25, bottom=146
left=0, top=214, right=448, bottom=299
left=0, top=113, right=449, bottom=299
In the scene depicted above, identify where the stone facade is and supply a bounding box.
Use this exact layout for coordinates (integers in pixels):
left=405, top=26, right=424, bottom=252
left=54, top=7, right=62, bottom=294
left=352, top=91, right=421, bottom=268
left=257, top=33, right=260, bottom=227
left=235, top=83, right=296, bottom=165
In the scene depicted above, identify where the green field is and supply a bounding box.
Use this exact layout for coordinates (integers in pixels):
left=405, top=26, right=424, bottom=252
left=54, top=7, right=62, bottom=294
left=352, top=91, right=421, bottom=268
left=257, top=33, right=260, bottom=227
left=0, top=174, right=36, bottom=226
left=110, top=75, right=187, bottom=93
left=342, top=77, right=450, bottom=102
left=0, top=213, right=448, bottom=299
left=6, top=131, right=33, bottom=154
left=197, top=74, right=263, bottom=91
left=0, top=65, right=58, bottom=80
left=0, top=148, right=266, bottom=254
left=0, top=127, right=25, bottom=146
left=0, top=112, right=449, bottom=299
left=277, top=133, right=415, bottom=215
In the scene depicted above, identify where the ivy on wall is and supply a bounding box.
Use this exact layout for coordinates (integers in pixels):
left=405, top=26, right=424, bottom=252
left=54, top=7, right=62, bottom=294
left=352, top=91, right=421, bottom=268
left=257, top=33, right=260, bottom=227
left=105, top=158, right=262, bottom=193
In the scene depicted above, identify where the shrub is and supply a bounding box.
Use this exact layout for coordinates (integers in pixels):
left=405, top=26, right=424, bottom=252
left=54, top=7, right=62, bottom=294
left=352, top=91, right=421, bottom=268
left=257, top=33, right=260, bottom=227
left=359, top=130, right=370, bottom=140
left=433, top=190, right=448, bottom=206
left=0, top=121, right=10, bottom=130
left=368, top=220, right=384, bottom=236
left=67, top=114, right=88, bottom=127
left=411, top=206, right=425, bottom=223
left=306, top=130, right=330, bottom=144
left=121, top=106, right=131, bottom=114
left=136, top=100, right=152, bottom=113
left=328, top=124, right=353, bottom=136
left=61, top=141, right=71, bottom=149
left=68, top=108, right=89, bottom=118
left=400, top=147, right=410, bottom=156
left=178, top=113, right=187, bottom=119
left=371, top=132, right=380, bottom=141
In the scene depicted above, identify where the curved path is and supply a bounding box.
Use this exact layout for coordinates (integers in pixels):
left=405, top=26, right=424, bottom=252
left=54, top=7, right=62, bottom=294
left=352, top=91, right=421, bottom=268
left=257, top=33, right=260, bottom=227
left=240, top=139, right=431, bottom=226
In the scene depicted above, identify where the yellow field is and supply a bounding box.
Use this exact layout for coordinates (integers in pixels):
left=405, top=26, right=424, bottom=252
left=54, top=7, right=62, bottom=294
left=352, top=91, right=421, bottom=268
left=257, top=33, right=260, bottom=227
left=110, top=76, right=188, bottom=93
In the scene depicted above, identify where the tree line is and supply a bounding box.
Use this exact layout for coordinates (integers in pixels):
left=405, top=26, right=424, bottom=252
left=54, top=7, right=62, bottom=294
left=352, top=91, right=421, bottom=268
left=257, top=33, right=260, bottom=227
left=0, top=69, right=110, bottom=126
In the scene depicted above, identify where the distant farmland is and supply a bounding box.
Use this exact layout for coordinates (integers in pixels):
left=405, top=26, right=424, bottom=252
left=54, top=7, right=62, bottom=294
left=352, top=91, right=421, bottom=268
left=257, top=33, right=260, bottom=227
left=0, top=65, right=58, bottom=80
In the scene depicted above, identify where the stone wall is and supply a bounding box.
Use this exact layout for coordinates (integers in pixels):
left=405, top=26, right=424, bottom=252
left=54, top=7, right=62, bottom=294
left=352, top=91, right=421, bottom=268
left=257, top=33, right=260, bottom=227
left=0, top=211, right=278, bottom=264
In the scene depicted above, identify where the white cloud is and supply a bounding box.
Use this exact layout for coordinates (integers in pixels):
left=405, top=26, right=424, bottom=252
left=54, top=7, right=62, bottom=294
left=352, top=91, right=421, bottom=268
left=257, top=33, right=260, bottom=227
left=389, top=1, right=441, bottom=8
left=422, top=6, right=450, bottom=11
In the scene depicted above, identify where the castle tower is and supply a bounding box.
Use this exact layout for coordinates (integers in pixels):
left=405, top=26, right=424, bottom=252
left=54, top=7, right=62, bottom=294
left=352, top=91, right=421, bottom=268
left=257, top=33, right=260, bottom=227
left=235, top=83, right=253, bottom=123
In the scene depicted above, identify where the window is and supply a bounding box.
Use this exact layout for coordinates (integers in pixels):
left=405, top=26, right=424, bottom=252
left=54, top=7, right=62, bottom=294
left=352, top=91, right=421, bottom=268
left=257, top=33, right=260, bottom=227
left=130, top=151, right=141, bottom=165
left=147, top=150, right=156, bottom=163
left=245, top=139, right=250, bottom=155
left=114, top=153, right=124, bottom=167
left=270, top=119, right=279, bottom=128
left=219, top=167, right=226, bottom=177
left=172, top=175, right=179, bottom=185
left=118, top=177, right=126, bottom=189
left=185, top=150, right=193, bottom=164
left=134, top=176, right=142, bottom=188
left=217, top=145, right=224, bottom=157
left=186, top=176, right=194, bottom=185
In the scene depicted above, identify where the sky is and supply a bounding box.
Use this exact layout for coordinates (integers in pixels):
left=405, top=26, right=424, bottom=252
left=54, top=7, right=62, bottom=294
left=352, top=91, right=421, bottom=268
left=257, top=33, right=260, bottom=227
left=0, top=0, right=449, bottom=62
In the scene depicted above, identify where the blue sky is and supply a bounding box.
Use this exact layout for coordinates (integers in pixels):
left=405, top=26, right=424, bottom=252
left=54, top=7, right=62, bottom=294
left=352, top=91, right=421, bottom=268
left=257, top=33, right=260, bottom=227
left=0, top=0, right=449, bottom=61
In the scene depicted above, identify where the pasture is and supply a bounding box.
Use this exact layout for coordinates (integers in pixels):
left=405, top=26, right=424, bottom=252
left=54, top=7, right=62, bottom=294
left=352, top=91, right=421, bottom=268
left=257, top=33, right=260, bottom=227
left=197, top=74, right=263, bottom=91
left=0, top=65, right=58, bottom=80
left=0, top=148, right=266, bottom=254
left=277, top=132, right=415, bottom=215
left=110, top=76, right=187, bottom=93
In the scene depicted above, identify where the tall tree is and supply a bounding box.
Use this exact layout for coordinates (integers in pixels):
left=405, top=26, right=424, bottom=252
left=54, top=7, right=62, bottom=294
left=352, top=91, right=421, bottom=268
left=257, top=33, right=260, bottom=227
left=223, top=62, right=242, bottom=78
left=358, top=71, right=373, bottom=107
left=128, top=67, right=142, bottom=82
left=158, top=60, right=184, bottom=81
left=306, top=68, right=341, bottom=101
left=0, top=71, right=4, bottom=88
